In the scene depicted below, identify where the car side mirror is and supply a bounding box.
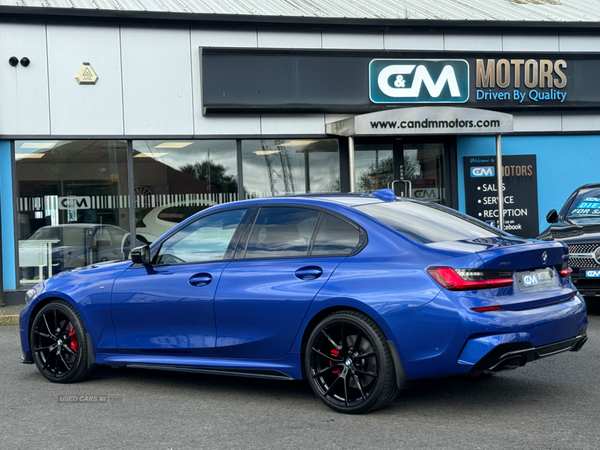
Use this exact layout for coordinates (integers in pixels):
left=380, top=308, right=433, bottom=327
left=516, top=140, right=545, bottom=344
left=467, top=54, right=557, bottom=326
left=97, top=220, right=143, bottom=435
left=130, top=245, right=151, bottom=265
left=546, top=209, right=558, bottom=224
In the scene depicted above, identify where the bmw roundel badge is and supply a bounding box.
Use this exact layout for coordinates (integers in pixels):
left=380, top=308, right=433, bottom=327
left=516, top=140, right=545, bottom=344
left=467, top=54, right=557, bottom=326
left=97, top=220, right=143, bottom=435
left=542, top=251, right=548, bottom=264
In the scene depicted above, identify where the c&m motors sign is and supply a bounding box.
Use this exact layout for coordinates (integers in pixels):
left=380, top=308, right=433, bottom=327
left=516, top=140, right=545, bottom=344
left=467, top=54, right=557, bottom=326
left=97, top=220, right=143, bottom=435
left=201, top=48, right=600, bottom=113
left=369, top=59, right=469, bottom=104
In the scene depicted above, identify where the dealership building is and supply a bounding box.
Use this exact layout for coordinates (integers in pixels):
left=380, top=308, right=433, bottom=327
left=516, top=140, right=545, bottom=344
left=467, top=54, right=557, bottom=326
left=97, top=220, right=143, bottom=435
left=2, top=0, right=600, bottom=304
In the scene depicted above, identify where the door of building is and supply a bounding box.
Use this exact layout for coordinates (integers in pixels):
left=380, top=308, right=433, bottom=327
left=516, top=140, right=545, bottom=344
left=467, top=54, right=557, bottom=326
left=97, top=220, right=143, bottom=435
left=353, top=137, right=456, bottom=208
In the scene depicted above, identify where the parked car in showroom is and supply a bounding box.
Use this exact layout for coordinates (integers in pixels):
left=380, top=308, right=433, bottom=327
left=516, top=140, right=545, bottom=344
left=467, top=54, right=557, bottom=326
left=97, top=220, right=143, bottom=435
left=19, top=224, right=143, bottom=281
left=135, top=203, right=213, bottom=243
left=20, top=190, right=587, bottom=414
left=538, top=183, right=600, bottom=297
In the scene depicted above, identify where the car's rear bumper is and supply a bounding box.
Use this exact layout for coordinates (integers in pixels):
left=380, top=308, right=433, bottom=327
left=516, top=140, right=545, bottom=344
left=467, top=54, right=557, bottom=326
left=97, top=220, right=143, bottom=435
left=385, top=291, right=588, bottom=380
left=468, top=328, right=587, bottom=373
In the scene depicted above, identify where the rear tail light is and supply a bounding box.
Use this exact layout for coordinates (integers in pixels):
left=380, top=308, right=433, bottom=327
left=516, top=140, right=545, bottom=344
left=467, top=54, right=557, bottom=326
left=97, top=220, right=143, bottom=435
left=427, top=267, right=514, bottom=291
left=559, top=267, right=573, bottom=278
left=557, top=262, right=573, bottom=278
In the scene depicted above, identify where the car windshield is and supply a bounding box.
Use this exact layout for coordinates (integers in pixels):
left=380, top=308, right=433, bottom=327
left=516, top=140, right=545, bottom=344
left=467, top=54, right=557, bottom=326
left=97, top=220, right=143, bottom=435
left=566, top=188, right=600, bottom=223
left=356, top=200, right=505, bottom=244
left=28, top=226, right=89, bottom=246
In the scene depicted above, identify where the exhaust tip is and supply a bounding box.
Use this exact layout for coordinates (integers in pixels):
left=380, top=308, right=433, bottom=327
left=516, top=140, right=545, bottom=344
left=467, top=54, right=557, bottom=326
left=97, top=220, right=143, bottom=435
left=490, top=355, right=524, bottom=373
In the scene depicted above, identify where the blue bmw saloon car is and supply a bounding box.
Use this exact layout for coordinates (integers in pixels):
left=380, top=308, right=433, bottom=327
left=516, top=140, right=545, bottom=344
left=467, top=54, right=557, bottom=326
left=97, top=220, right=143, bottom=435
left=20, top=190, right=588, bottom=413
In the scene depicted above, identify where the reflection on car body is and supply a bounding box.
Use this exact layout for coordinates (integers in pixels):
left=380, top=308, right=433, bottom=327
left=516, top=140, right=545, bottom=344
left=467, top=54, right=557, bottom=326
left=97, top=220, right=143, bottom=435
left=20, top=190, right=587, bottom=414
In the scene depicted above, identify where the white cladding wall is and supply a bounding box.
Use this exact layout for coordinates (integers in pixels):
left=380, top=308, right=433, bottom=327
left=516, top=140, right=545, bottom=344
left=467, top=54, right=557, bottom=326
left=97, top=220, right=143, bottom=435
left=1, top=25, right=600, bottom=136
left=47, top=25, right=124, bottom=135
left=0, top=23, right=50, bottom=135
left=122, top=27, right=194, bottom=135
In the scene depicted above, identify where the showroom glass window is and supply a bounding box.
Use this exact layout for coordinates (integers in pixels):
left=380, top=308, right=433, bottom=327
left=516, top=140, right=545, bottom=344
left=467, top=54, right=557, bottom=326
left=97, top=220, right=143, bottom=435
left=354, top=144, right=394, bottom=193
left=132, top=140, right=238, bottom=243
left=16, top=140, right=129, bottom=284
left=241, top=139, right=340, bottom=197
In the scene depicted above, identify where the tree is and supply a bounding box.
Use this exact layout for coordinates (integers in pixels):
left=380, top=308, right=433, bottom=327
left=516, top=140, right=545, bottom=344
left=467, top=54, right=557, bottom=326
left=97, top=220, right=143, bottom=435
left=179, top=160, right=238, bottom=193
left=356, top=155, right=421, bottom=193
left=357, top=156, right=394, bottom=192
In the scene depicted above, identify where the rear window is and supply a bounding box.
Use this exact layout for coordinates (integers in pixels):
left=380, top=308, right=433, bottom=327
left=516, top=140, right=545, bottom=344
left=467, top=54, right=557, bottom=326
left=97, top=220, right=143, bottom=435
left=356, top=201, right=504, bottom=244
left=566, top=188, right=600, bottom=223
left=312, top=213, right=360, bottom=256
left=244, top=207, right=319, bottom=259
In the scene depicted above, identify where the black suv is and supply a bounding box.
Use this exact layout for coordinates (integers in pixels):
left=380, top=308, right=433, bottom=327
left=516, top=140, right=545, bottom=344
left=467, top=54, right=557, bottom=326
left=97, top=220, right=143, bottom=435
left=538, top=183, right=600, bottom=296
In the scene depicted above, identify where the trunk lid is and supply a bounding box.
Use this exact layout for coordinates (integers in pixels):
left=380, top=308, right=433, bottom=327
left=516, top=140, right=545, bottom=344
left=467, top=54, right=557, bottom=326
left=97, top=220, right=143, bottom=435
left=473, top=238, right=567, bottom=271
left=427, top=237, right=574, bottom=310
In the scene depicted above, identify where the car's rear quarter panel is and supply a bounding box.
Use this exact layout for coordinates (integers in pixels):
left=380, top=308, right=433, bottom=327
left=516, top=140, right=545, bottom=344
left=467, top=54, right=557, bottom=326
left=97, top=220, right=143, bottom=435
left=290, top=216, right=454, bottom=374
left=294, top=209, right=588, bottom=381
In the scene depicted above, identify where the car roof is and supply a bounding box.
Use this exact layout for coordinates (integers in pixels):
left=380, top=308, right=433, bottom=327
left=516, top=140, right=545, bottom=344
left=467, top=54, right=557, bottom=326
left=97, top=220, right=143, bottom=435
left=574, top=183, right=600, bottom=192
left=37, top=224, right=117, bottom=229
left=238, top=193, right=388, bottom=208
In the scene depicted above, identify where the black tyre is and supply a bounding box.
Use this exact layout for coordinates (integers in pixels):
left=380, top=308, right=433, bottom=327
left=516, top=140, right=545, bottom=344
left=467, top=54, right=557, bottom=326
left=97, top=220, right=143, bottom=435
left=304, top=311, right=400, bottom=414
left=30, top=300, right=94, bottom=383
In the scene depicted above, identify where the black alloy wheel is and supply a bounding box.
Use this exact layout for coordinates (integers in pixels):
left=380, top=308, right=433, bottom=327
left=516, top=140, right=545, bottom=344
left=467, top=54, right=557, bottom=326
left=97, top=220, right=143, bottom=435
left=30, top=300, right=94, bottom=383
left=305, top=311, right=399, bottom=414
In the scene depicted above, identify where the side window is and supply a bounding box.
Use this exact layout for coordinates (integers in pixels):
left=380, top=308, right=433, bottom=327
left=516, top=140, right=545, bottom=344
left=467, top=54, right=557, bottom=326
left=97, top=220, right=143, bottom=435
left=106, top=226, right=126, bottom=244
left=245, top=207, right=319, bottom=259
left=156, top=208, right=247, bottom=265
left=93, top=227, right=114, bottom=248
left=312, top=213, right=360, bottom=256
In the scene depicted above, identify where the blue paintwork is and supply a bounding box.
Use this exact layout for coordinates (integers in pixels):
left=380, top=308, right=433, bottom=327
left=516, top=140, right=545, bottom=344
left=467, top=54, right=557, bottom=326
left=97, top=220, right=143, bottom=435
left=110, top=262, right=229, bottom=356
left=215, top=257, right=345, bottom=358
left=458, top=332, right=533, bottom=366
left=20, top=193, right=587, bottom=383
left=20, top=260, right=132, bottom=350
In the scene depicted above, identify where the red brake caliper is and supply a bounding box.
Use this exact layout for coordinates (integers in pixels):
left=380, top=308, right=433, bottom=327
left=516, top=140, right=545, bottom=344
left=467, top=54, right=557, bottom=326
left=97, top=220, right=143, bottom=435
left=68, top=327, right=78, bottom=352
left=330, top=349, right=341, bottom=374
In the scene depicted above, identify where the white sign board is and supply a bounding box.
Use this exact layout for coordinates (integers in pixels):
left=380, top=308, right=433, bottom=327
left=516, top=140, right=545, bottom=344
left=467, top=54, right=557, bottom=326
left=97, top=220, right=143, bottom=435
left=327, top=107, right=513, bottom=136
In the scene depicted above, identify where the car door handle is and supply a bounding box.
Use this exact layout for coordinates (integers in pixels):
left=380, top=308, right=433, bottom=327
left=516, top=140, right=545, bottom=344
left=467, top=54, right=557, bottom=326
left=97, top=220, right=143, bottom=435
left=295, top=266, right=323, bottom=280
left=189, top=273, right=212, bottom=287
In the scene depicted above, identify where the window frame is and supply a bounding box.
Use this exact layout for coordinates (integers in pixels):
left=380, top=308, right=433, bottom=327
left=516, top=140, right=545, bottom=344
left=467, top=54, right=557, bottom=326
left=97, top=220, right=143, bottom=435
left=149, top=206, right=252, bottom=267
left=236, top=204, right=367, bottom=261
